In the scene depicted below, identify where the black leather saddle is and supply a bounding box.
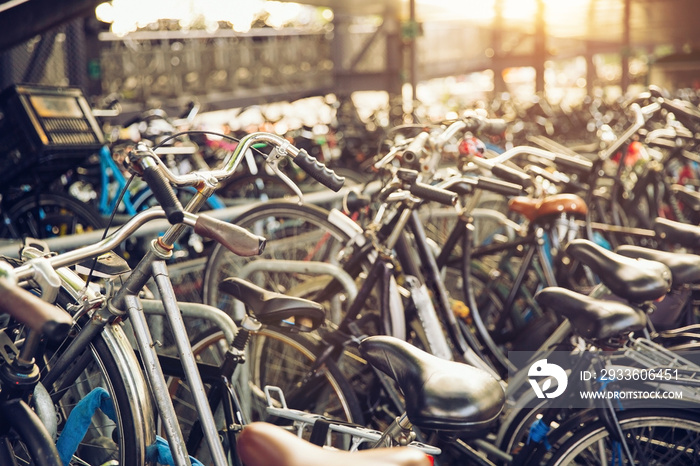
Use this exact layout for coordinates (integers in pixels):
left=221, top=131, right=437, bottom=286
left=616, top=245, right=700, bottom=287
left=535, top=287, right=647, bottom=341
left=565, top=239, right=671, bottom=303
left=218, top=278, right=325, bottom=332
left=654, top=217, right=700, bottom=249
left=359, top=335, right=505, bottom=433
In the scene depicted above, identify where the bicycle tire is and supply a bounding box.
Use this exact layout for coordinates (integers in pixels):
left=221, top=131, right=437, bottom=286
left=39, top=285, right=155, bottom=465
left=0, top=192, right=105, bottom=241
left=167, top=327, right=364, bottom=460
left=538, top=408, right=700, bottom=465
left=0, top=398, right=62, bottom=466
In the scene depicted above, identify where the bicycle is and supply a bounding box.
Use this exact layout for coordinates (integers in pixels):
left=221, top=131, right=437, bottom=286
left=5, top=130, right=345, bottom=465
left=0, top=261, right=71, bottom=466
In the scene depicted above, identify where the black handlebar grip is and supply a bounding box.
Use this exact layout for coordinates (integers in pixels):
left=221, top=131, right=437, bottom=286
left=552, top=153, right=592, bottom=174
left=482, top=118, right=507, bottom=135
left=141, top=164, right=185, bottom=224
left=0, top=277, right=72, bottom=341
left=293, top=149, right=345, bottom=192
left=476, top=176, right=524, bottom=197
left=194, top=214, right=266, bottom=257
left=491, top=164, right=534, bottom=189
left=411, top=182, right=458, bottom=206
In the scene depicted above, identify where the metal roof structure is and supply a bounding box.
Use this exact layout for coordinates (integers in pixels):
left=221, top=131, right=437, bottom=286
left=301, top=0, right=700, bottom=50
left=2, top=0, right=699, bottom=112
left=3, top=0, right=700, bottom=55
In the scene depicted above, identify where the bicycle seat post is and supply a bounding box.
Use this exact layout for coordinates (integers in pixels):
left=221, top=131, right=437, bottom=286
left=372, top=412, right=415, bottom=449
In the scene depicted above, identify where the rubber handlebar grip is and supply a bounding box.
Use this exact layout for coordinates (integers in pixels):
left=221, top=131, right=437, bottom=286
left=293, top=149, right=345, bottom=192
left=410, top=182, right=458, bottom=205
left=0, top=277, right=72, bottom=341
left=476, top=176, right=524, bottom=197
left=194, top=214, right=266, bottom=257
left=141, top=165, right=185, bottom=224
left=552, top=153, right=593, bottom=174
left=491, top=164, right=534, bottom=189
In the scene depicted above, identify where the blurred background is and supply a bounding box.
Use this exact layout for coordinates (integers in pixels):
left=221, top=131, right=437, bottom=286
left=2, top=0, right=700, bottom=124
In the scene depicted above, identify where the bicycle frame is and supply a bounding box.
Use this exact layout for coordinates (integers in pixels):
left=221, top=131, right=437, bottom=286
left=26, top=206, right=224, bottom=466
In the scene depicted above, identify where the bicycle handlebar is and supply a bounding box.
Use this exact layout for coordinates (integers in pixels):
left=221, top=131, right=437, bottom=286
left=436, top=176, right=524, bottom=198
left=657, top=97, right=700, bottom=129
left=474, top=145, right=593, bottom=173
left=147, top=132, right=344, bottom=192
left=11, top=207, right=265, bottom=281
left=0, top=264, right=72, bottom=341
left=130, top=132, right=344, bottom=226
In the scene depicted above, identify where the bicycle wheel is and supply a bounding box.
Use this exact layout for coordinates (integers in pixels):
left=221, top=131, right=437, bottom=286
left=38, top=285, right=155, bottom=465
left=0, top=192, right=105, bottom=241
left=0, top=398, right=62, bottom=466
left=540, top=409, right=700, bottom=465
left=167, top=327, right=363, bottom=460
left=203, top=202, right=359, bottom=324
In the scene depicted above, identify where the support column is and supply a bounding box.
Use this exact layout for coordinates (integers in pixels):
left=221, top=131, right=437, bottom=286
left=385, top=1, right=403, bottom=96
left=586, top=45, right=596, bottom=97
left=534, top=0, right=546, bottom=94
left=491, top=0, right=506, bottom=94
left=407, top=0, right=417, bottom=105
left=620, top=0, right=631, bottom=92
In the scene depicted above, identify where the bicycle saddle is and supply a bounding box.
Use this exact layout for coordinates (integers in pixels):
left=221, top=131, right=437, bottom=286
left=535, top=287, right=647, bottom=341
left=218, top=278, right=325, bottom=332
left=654, top=217, right=700, bottom=249
left=565, top=239, right=671, bottom=303
left=615, top=245, right=700, bottom=286
left=508, top=193, right=588, bottom=223
left=359, top=335, right=504, bottom=433
left=237, top=422, right=430, bottom=466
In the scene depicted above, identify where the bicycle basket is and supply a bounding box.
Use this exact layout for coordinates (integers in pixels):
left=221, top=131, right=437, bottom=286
left=0, top=84, right=104, bottom=188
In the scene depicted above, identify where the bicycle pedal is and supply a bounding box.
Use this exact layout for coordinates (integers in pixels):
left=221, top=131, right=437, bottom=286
left=75, top=251, right=131, bottom=278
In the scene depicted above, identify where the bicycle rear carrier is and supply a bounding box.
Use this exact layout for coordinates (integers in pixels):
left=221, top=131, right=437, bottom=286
left=622, top=338, right=700, bottom=400
left=263, top=386, right=441, bottom=455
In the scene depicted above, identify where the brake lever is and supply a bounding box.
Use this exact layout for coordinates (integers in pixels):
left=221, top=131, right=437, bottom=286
left=266, top=146, right=304, bottom=203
